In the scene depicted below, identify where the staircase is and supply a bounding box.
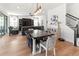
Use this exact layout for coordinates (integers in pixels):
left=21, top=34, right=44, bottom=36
left=66, top=13, right=79, bottom=46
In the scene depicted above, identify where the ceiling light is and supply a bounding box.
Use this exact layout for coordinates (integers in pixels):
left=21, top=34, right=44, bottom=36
left=34, top=3, right=42, bottom=15
left=34, top=8, right=42, bottom=15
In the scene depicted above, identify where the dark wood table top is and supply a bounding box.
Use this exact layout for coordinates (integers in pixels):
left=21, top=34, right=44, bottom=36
left=30, top=30, right=55, bottom=39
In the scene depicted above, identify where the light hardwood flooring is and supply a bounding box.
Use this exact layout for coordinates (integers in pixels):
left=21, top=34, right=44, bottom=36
left=0, top=34, right=79, bottom=56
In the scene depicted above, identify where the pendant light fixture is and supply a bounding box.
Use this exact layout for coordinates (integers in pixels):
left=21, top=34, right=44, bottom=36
left=34, top=3, right=42, bottom=15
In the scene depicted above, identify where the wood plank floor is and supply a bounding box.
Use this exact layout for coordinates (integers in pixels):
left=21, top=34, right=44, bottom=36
left=0, top=34, right=79, bottom=56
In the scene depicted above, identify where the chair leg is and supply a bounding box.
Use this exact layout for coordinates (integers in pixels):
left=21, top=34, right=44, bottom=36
left=53, top=48, right=56, bottom=56
left=39, top=46, right=41, bottom=53
left=46, top=49, right=47, bottom=56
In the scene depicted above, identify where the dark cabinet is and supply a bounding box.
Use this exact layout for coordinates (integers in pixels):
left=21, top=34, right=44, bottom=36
left=19, top=18, right=34, bottom=31
left=19, top=18, right=34, bottom=35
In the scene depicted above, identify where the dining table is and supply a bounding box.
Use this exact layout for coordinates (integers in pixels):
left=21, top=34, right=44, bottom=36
left=28, top=30, right=55, bottom=55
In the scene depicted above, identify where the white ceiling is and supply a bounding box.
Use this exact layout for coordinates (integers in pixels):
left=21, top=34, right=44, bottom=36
left=0, top=3, right=36, bottom=15
left=0, top=3, right=64, bottom=16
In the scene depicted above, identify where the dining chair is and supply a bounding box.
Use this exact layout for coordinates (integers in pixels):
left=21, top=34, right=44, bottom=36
left=25, top=32, right=33, bottom=48
left=39, top=35, right=57, bottom=56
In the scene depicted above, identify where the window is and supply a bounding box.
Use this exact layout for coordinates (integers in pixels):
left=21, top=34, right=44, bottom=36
left=34, top=19, right=39, bottom=26
left=34, top=16, right=42, bottom=26
left=0, top=12, right=7, bottom=35
left=0, top=16, right=4, bottom=27
left=9, top=16, right=18, bottom=28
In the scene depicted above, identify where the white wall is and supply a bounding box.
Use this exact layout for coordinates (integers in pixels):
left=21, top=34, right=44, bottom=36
left=67, top=3, right=79, bottom=17
left=61, top=24, right=74, bottom=44
left=18, top=15, right=33, bottom=19
left=41, top=4, right=66, bottom=31
left=46, top=4, right=75, bottom=44
left=47, top=4, right=66, bottom=26
left=47, top=4, right=67, bottom=39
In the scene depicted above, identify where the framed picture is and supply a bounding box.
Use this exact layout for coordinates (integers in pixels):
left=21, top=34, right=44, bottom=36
left=50, top=15, right=58, bottom=32
left=50, top=15, right=58, bottom=25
